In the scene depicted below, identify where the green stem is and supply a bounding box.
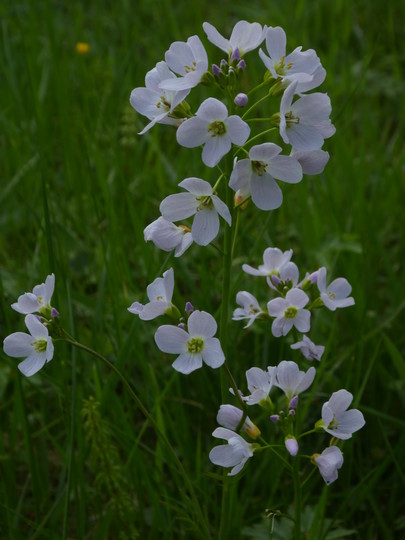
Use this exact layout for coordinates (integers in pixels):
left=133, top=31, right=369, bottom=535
left=63, top=337, right=211, bottom=540
left=293, top=458, right=303, bottom=539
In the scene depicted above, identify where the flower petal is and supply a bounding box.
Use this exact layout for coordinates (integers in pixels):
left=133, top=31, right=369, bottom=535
left=154, top=325, right=189, bottom=354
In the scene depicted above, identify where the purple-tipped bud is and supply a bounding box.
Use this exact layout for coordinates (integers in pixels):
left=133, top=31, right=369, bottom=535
left=270, top=414, right=279, bottom=424
left=289, top=395, right=299, bottom=410
left=220, top=58, right=227, bottom=69
left=289, top=409, right=296, bottom=416
left=51, top=307, right=60, bottom=318
left=270, top=275, right=281, bottom=287
left=185, top=301, right=194, bottom=314
left=237, top=59, right=246, bottom=70
left=307, top=271, right=319, bottom=285
left=178, top=323, right=185, bottom=330
left=234, top=93, right=248, bottom=107
left=212, top=63, right=221, bottom=77
left=285, top=436, right=299, bottom=457
left=230, top=48, right=241, bottom=62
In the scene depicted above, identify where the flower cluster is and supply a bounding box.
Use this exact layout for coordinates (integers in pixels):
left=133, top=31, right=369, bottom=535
left=3, top=274, right=57, bottom=376
left=130, top=21, right=334, bottom=256
left=210, top=361, right=365, bottom=483
left=234, top=246, right=354, bottom=347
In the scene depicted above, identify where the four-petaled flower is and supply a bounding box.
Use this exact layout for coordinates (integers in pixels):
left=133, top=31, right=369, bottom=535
left=176, top=98, right=250, bottom=167
left=12, top=274, right=55, bottom=315
left=154, top=310, right=225, bottom=374
left=274, top=360, right=315, bottom=401
left=242, top=247, right=298, bottom=289
left=229, top=143, right=302, bottom=211
left=267, top=288, right=311, bottom=337
left=159, top=35, right=208, bottom=91
left=160, top=177, right=231, bottom=246
left=291, top=335, right=325, bottom=361
left=320, top=389, right=365, bottom=440
left=217, top=404, right=261, bottom=439
left=317, top=267, right=355, bottom=311
left=280, top=81, right=336, bottom=151
left=313, top=446, right=344, bottom=485
left=259, top=26, right=325, bottom=92
left=128, top=268, right=175, bottom=321
left=3, top=314, right=54, bottom=377
left=209, top=427, right=255, bottom=476
left=144, top=217, right=193, bottom=257
left=130, top=61, right=190, bottom=134
left=241, top=366, right=277, bottom=406
left=203, top=21, right=266, bottom=57
left=232, top=291, right=264, bottom=328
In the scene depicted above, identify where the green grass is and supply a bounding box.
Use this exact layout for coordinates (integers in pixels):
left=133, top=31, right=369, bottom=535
left=1, top=0, right=404, bottom=538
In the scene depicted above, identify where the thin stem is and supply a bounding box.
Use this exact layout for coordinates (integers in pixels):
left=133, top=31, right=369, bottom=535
left=293, top=458, right=303, bottom=539
left=245, top=127, right=277, bottom=147
left=242, top=93, right=270, bottom=120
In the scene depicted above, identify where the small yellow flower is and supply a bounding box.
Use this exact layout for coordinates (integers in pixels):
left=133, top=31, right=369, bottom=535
left=76, top=42, right=90, bottom=55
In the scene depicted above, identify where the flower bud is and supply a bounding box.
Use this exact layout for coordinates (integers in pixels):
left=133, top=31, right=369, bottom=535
left=212, top=64, right=221, bottom=77
left=270, top=414, right=279, bottom=424
left=51, top=307, right=60, bottom=318
left=285, top=436, right=299, bottom=457
left=234, top=93, right=248, bottom=107
left=231, top=48, right=241, bottom=62
left=185, top=301, right=194, bottom=315
left=237, top=59, right=246, bottom=71
left=217, top=404, right=261, bottom=439
left=220, top=59, right=227, bottom=69
left=289, top=395, right=299, bottom=410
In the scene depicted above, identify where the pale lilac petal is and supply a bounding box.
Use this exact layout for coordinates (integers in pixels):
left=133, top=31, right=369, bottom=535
left=315, top=446, right=343, bottom=485
left=226, top=116, right=250, bottom=146
left=285, top=288, right=309, bottom=309
left=25, top=314, right=48, bottom=340
left=242, top=264, right=267, bottom=277
left=327, top=389, right=353, bottom=413
left=3, top=332, right=34, bottom=358
left=202, top=337, right=225, bottom=368
left=176, top=117, right=209, bottom=147
left=229, top=159, right=252, bottom=192
left=18, top=354, right=47, bottom=377
left=172, top=352, right=202, bottom=374
left=188, top=310, right=217, bottom=339
left=290, top=149, right=329, bottom=175
left=163, top=268, right=174, bottom=301
left=12, top=293, right=40, bottom=314
left=267, top=297, right=289, bottom=317
left=285, top=124, right=325, bottom=151
left=202, top=135, right=231, bottom=167
left=127, top=301, right=144, bottom=315
left=160, top=193, right=198, bottom=221
left=197, top=97, right=228, bottom=121
left=266, top=155, right=302, bottom=183
left=328, top=278, right=353, bottom=301
left=154, top=325, right=189, bottom=354
left=191, top=207, right=219, bottom=245
left=139, top=301, right=169, bottom=320
left=295, top=366, right=315, bottom=393
left=179, top=177, right=212, bottom=195
left=251, top=175, right=283, bottom=210
left=272, top=317, right=293, bottom=337
left=212, top=195, right=231, bottom=225
left=230, top=22, right=266, bottom=53
left=263, top=247, right=292, bottom=270
left=174, top=232, right=193, bottom=257
left=203, top=22, right=231, bottom=53
left=249, top=142, right=281, bottom=162
left=317, top=267, right=327, bottom=293
left=264, top=26, right=286, bottom=61
left=294, top=310, right=311, bottom=333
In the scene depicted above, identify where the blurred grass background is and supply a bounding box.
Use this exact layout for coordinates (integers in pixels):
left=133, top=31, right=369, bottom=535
left=1, top=0, right=404, bottom=538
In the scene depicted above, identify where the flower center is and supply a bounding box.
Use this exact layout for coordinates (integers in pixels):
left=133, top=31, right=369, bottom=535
left=208, top=120, right=226, bottom=137
left=187, top=337, right=204, bottom=354
left=33, top=338, right=48, bottom=353
left=196, top=195, right=213, bottom=212
left=284, top=306, right=298, bottom=319
left=275, top=56, right=293, bottom=75
left=248, top=304, right=260, bottom=315
left=285, top=111, right=300, bottom=126
left=251, top=160, right=267, bottom=176
left=184, top=61, right=197, bottom=73
left=328, top=292, right=336, bottom=300
left=156, top=95, right=171, bottom=112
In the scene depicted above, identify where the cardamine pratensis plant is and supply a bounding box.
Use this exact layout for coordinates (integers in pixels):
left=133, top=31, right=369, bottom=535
left=3, top=19, right=365, bottom=539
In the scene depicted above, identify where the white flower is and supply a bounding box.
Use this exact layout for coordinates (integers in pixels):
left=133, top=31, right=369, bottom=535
left=280, top=81, right=335, bottom=151
left=217, top=404, right=260, bottom=439
left=154, top=310, right=225, bottom=374
left=321, top=389, right=365, bottom=440
left=290, top=148, right=329, bottom=175
left=128, top=268, right=175, bottom=321
left=242, top=366, right=277, bottom=405
left=267, top=288, right=311, bottom=337
left=203, top=21, right=266, bottom=56
left=313, top=446, right=344, bottom=485
left=274, top=360, right=315, bottom=400
left=242, top=247, right=298, bottom=289
left=291, top=335, right=325, bottom=361
left=12, top=274, right=55, bottom=315
left=229, top=143, right=302, bottom=211
left=130, top=61, right=190, bottom=134
left=232, top=291, right=264, bottom=328
left=159, top=35, right=208, bottom=91
left=209, top=427, right=255, bottom=476
left=317, top=267, right=355, bottom=311
left=3, top=314, right=54, bottom=377
left=176, top=98, right=250, bottom=167
left=144, top=217, right=193, bottom=257
left=160, top=177, right=231, bottom=246
left=259, top=26, right=325, bottom=92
